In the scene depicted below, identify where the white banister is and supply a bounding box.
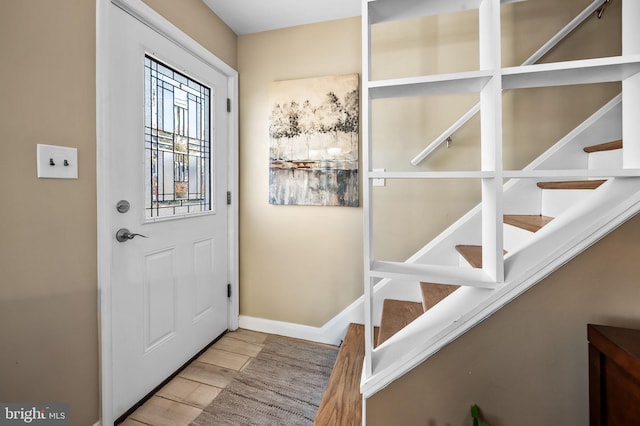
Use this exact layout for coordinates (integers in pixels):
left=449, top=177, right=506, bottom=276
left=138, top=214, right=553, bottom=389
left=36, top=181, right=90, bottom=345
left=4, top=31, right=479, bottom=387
left=410, top=0, right=610, bottom=166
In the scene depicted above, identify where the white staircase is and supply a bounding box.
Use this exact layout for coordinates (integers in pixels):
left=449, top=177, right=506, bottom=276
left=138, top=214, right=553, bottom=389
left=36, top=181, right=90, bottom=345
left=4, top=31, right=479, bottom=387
left=361, top=93, right=640, bottom=398
left=360, top=0, right=640, bottom=403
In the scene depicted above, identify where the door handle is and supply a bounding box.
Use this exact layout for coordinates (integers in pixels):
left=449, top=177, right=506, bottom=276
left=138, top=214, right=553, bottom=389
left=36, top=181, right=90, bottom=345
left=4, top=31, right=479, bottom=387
left=116, top=228, right=149, bottom=242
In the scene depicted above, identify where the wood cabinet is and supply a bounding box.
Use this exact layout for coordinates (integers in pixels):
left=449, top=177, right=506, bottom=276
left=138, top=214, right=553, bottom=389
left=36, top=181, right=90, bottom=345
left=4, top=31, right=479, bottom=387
left=588, top=324, right=640, bottom=425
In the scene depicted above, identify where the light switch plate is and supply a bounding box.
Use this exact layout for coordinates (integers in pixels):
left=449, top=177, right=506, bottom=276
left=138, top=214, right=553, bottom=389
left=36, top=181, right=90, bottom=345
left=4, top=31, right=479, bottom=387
left=37, top=144, right=78, bottom=179
left=373, top=168, right=385, bottom=187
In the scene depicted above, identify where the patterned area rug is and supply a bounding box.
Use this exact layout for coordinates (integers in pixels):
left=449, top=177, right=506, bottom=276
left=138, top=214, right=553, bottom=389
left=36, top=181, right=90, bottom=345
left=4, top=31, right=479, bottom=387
left=191, top=335, right=338, bottom=426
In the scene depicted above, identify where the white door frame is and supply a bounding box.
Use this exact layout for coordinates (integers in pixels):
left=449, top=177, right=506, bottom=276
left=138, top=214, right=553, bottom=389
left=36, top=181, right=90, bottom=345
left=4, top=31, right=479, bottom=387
left=96, top=0, right=239, bottom=424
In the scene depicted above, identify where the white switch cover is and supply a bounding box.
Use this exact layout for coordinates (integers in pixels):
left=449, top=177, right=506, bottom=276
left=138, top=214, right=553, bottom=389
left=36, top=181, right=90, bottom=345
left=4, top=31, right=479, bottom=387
left=373, top=168, right=385, bottom=187
left=37, top=144, right=78, bottom=179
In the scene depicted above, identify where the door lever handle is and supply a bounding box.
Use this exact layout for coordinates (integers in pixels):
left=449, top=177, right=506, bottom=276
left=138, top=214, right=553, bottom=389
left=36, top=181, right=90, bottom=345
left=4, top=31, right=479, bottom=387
left=116, top=228, right=149, bottom=242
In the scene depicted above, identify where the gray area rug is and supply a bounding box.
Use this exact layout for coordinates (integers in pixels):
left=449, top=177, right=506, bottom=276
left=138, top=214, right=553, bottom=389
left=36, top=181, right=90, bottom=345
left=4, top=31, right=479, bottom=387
left=191, top=336, right=338, bottom=426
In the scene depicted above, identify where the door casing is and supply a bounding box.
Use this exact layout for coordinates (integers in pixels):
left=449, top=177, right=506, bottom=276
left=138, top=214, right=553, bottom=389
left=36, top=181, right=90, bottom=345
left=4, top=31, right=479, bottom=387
left=96, top=0, right=239, bottom=424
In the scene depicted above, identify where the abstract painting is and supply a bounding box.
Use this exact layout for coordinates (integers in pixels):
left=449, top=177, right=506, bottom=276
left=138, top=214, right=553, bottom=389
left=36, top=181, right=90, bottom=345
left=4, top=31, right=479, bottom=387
left=268, top=74, right=359, bottom=206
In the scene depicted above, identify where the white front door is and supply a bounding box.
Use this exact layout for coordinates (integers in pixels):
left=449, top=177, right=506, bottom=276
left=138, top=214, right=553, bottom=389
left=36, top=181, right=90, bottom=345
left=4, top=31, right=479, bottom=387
left=106, top=3, right=230, bottom=419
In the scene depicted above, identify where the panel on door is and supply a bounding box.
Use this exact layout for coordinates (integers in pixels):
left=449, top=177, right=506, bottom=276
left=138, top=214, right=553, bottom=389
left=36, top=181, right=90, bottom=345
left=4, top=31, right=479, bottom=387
left=144, top=249, right=176, bottom=352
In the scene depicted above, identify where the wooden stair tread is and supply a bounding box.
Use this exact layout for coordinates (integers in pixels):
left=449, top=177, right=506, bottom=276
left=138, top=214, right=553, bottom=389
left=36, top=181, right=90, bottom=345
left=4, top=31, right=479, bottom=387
left=376, top=299, right=423, bottom=347
left=420, top=282, right=460, bottom=311
left=503, top=214, right=553, bottom=232
left=455, top=245, right=507, bottom=268
left=315, top=323, right=364, bottom=426
left=583, top=139, right=622, bottom=153
left=536, top=179, right=607, bottom=190
left=455, top=245, right=483, bottom=268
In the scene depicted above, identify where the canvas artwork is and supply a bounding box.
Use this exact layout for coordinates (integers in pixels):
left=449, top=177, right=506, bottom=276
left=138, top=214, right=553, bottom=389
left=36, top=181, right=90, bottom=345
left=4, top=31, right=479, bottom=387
left=268, top=74, right=359, bottom=206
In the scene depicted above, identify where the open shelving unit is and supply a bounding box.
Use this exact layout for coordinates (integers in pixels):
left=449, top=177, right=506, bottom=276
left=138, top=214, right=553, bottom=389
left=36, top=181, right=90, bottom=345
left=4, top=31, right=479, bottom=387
left=361, top=0, right=640, bottom=382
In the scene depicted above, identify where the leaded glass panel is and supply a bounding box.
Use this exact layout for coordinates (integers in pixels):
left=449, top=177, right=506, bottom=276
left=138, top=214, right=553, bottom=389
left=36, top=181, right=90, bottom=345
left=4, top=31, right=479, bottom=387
left=144, top=55, right=211, bottom=219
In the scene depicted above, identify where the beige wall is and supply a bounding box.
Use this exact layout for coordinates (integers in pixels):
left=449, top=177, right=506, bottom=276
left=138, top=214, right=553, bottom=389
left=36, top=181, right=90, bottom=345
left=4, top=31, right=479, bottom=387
left=0, top=2, right=99, bottom=424
left=237, top=19, right=363, bottom=326
left=0, top=1, right=235, bottom=425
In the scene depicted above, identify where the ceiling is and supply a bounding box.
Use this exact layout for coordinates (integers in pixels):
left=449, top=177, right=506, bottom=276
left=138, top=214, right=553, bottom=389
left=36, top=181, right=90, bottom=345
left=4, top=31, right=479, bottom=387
left=202, top=0, right=361, bottom=35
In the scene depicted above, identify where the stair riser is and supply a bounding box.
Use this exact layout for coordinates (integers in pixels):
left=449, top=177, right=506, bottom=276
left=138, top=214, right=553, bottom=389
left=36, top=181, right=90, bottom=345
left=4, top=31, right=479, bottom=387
left=588, top=149, right=622, bottom=170
left=541, top=189, right=596, bottom=217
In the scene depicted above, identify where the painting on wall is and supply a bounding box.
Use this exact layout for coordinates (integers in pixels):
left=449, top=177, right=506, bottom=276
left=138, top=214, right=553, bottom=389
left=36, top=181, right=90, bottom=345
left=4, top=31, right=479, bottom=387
left=268, top=74, right=359, bottom=206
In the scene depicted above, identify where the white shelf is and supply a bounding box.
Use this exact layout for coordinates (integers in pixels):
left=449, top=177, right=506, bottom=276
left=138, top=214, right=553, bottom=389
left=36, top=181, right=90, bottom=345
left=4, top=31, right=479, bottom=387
left=503, top=169, right=640, bottom=179
left=369, top=170, right=493, bottom=179
left=370, top=261, right=498, bottom=288
left=368, top=0, right=526, bottom=25
left=366, top=169, right=640, bottom=180
left=368, top=70, right=492, bottom=99
left=502, top=55, right=640, bottom=90
left=368, top=56, right=640, bottom=101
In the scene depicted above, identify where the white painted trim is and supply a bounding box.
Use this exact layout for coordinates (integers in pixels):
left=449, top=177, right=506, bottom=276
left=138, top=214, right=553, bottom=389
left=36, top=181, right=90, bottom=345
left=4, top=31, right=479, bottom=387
left=95, top=2, right=113, bottom=424
left=227, top=73, right=240, bottom=331
left=239, top=294, right=365, bottom=346
left=96, top=1, right=238, bottom=425
left=239, top=316, right=342, bottom=345
left=367, top=168, right=640, bottom=180
left=362, top=0, right=375, bottom=380
left=361, top=395, right=367, bottom=426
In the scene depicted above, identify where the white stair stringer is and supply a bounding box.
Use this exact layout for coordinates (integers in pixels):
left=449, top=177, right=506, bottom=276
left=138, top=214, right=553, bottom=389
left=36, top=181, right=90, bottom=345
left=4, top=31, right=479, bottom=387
left=361, top=177, right=640, bottom=398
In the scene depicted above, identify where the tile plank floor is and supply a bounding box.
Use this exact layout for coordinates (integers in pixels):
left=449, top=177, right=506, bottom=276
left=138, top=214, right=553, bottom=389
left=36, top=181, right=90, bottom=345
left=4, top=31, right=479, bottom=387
left=120, top=329, right=268, bottom=426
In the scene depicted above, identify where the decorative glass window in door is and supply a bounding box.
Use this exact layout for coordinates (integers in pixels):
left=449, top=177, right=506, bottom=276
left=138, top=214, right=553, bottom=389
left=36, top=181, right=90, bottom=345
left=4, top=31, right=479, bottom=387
left=144, top=55, right=211, bottom=219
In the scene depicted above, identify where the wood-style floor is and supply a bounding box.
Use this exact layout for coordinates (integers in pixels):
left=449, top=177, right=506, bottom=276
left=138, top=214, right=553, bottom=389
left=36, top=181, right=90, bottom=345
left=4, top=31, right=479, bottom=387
left=120, top=329, right=268, bottom=426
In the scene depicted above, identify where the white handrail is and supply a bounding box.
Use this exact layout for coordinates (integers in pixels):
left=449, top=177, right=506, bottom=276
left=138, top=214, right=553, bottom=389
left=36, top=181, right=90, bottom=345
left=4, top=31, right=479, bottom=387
left=411, top=0, right=610, bottom=166
left=524, top=0, right=609, bottom=66
left=411, top=104, right=480, bottom=166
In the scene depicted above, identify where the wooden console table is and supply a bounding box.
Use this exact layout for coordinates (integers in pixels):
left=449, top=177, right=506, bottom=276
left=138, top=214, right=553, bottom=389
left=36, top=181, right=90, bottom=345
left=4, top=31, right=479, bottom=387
left=588, top=324, right=640, bottom=425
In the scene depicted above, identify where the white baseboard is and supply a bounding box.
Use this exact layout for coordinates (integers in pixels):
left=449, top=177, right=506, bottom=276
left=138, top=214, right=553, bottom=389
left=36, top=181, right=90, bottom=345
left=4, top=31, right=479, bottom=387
left=239, top=296, right=365, bottom=345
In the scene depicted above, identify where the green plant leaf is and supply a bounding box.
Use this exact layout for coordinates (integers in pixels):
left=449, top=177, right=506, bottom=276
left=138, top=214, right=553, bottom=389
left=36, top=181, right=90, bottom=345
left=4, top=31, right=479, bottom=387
left=470, top=404, right=479, bottom=418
